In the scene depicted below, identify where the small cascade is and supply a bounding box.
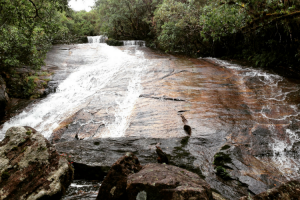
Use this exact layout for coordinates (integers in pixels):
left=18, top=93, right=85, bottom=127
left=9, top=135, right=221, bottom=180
left=123, top=40, right=146, bottom=47
left=87, top=35, right=107, bottom=43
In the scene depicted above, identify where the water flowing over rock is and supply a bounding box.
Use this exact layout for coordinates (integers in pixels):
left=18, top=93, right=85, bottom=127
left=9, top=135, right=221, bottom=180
left=123, top=40, right=146, bottom=47
left=88, top=36, right=107, bottom=43
left=1, top=40, right=300, bottom=199
left=0, top=126, right=73, bottom=200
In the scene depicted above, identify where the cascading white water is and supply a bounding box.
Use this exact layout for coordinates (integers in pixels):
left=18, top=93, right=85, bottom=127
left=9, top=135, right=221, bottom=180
left=123, top=40, right=146, bottom=47
left=0, top=40, right=148, bottom=140
left=87, top=35, right=107, bottom=43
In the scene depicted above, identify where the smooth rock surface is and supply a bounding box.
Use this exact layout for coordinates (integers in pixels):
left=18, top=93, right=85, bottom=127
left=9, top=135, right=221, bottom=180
left=96, top=152, right=142, bottom=200
left=239, top=179, right=300, bottom=200
left=127, top=163, right=213, bottom=200
left=0, top=126, right=73, bottom=200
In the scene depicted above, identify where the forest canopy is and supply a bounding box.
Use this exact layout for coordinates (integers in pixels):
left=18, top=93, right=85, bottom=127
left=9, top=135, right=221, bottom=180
left=94, top=0, right=300, bottom=71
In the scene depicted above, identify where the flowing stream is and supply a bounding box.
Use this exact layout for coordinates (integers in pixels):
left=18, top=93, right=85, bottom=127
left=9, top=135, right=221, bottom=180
left=1, top=36, right=300, bottom=199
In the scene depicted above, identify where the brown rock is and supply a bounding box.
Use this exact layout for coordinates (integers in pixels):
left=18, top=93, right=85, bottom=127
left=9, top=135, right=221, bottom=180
left=156, top=146, right=169, bottom=164
left=0, top=126, right=73, bottom=200
left=239, top=179, right=300, bottom=200
left=127, top=163, right=213, bottom=200
left=96, top=152, right=142, bottom=200
left=181, top=115, right=191, bottom=135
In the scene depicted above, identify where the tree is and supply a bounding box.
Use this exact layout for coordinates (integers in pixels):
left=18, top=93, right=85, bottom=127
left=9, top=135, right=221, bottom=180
left=0, top=0, right=68, bottom=71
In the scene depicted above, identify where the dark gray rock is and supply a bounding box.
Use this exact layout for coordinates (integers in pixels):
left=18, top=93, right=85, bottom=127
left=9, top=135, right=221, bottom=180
left=96, top=152, right=142, bottom=200
left=239, top=179, right=300, bottom=200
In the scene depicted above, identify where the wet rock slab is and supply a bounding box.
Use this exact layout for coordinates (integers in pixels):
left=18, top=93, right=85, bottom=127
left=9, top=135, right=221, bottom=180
left=0, top=126, right=73, bottom=200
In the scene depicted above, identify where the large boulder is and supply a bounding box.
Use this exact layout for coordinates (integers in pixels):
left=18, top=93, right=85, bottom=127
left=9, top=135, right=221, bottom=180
left=96, top=152, right=142, bottom=200
left=127, top=163, right=213, bottom=200
left=239, top=179, right=300, bottom=200
left=0, top=126, right=73, bottom=200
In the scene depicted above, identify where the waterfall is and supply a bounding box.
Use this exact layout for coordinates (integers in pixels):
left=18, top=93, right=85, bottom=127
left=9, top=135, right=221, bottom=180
left=87, top=35, right=107, bottom=43
left=0, top=43, right=148, bottom=139
left=123, top=40, right=146, bottom=47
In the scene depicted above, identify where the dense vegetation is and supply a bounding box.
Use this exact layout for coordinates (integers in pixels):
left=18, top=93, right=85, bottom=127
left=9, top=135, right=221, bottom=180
left=94, top=0, right=300, bottom=74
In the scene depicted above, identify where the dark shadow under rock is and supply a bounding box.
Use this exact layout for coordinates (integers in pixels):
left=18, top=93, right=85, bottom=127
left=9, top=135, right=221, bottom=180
left=96, top=152, right=142, bottom=200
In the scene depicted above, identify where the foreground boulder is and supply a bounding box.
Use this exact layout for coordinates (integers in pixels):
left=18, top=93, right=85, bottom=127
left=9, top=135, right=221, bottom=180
left=239, top=179, right=300, bottom=200
left=0, top=126, right=73, bottom=200
left=127, top=163, right=213, bottom=200
left=96, top=152, right=142, bottom=200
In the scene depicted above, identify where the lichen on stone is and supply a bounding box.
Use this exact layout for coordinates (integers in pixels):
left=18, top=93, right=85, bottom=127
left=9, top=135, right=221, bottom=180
left=18, top=131, right=50, bottom=169
left=136, top=191, right=147, bottom=200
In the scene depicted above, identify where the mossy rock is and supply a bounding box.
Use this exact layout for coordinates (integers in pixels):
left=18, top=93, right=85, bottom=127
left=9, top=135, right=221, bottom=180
left=106, top=39, right=123, bottom=46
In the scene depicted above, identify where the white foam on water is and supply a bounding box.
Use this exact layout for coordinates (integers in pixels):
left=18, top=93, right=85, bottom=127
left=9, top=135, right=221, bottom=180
left=271, top=128, right=300, bottom=178
left=87, top=35, right=107, bottom=43
left=0, top=42, right=148, bottom=139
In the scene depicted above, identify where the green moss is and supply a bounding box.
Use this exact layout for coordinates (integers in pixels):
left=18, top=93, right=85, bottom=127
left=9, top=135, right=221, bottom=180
left=221, top=144, right=231, bottom=150
left=21, top=147, right=27, bottom=153
left=213, top=151, right=232, bottom=180
left=213, top=152, right=232, bottom=166
left=215, top=166, right=231, bottom=180
left=12, top=146, right=18, bottom=151
left=1, top=171, right=10, bottom=180
left=38, top=146, right=47, bottom=151
left=26, top=130, right=32, bottom=135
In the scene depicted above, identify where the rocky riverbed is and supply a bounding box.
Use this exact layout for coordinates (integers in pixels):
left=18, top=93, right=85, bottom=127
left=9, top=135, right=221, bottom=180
left=1, top=41, right=300, bottom=199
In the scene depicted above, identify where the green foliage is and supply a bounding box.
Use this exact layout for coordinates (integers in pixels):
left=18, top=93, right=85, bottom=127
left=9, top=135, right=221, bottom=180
left=0, top=0, right=68, bottom=71
left=155, top=0, right=208, bottom=54
left=106, top=39, right=123, bottom=46
left=23, top=76, right=38, bottom=98
left=95, top=0, right=161, bottom=40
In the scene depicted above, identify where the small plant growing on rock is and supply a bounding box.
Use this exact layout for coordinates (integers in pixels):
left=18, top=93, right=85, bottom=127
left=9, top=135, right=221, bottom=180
left=12, top=146, right=18, bottom=151
left=215, top=166, right=231, bottom=180
left=26, top=130, right=32, bottom=135
left=213, top=148, right=233, bottom=180
left=1, top=171, right=10, bottom=180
